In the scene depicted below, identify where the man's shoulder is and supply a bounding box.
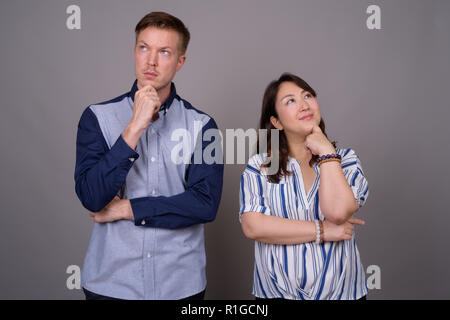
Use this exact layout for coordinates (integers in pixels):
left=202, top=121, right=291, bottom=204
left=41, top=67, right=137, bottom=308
left=82, top=92, right=131, bottom=121
left=176, top=97, right=218, bottom=128
left=78, top=90, right=131, bottom=128
left=90, top=92, right=130, bottom=108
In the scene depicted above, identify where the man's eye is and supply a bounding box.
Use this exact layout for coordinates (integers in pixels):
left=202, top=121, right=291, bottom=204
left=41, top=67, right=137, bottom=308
left=161, top=50, right=169, bottom=55
left=140, top=46, right=147, bottom=51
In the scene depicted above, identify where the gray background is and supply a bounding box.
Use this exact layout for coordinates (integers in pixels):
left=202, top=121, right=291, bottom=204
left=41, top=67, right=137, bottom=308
left=0, top=0, right=449, bottom=299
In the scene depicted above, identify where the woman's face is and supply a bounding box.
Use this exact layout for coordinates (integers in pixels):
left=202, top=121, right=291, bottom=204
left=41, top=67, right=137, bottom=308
left=271, top=81, right=321, bottom=137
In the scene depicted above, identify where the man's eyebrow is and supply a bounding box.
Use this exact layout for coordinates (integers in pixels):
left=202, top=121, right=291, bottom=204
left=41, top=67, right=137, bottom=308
left=136, top=41, right=172, bottom=50
left=137, top=40, right=148, bottom=46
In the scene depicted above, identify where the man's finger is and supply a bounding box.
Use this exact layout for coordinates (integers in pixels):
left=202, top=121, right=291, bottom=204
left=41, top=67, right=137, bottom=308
left=93, top=214, right=104, bottom=223
left=140, top=84, right=156, bottom=94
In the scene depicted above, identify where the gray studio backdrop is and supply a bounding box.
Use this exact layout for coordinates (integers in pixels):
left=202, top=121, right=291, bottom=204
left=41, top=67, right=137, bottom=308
left=0, top=0, right=449, bottom=299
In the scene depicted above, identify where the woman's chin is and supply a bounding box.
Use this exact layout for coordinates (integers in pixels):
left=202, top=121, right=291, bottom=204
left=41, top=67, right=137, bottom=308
left=301, top=122, right=315, bottom=134
left=286, top=128, right=311, bottom=139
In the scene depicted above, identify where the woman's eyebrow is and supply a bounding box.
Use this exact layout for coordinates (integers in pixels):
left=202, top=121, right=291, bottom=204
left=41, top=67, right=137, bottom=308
left=281, top=94, right=295, bottom=101
left=281, top=89, right=307, bottom=100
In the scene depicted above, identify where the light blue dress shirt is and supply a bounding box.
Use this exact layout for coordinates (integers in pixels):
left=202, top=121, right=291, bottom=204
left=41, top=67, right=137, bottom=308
left=75, top=81, right=224, bottom=299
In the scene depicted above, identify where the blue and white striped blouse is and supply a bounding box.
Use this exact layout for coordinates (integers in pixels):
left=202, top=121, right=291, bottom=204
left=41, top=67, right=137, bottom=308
left=239, top=148, right=369, bottom=300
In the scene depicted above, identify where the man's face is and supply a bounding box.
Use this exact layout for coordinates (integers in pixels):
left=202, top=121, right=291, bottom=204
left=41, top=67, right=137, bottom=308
left=134, top=27, right=186, bottom=91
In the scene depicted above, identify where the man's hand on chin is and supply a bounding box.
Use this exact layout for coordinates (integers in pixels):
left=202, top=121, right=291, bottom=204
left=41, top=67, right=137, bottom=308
left=89, top=196, right=134, bottom=223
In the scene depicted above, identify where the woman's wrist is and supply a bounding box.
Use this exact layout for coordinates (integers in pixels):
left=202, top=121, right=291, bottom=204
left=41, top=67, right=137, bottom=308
left=318, top=144, right=336, bottom=157
left=314, top=220, right=324, bottom=244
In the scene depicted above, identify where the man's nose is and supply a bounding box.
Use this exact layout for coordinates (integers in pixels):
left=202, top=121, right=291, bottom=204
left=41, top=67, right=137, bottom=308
left=147, top=52, right=158, bottom=66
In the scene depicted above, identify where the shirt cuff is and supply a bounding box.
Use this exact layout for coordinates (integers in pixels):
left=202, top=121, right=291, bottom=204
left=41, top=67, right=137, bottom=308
left=130, top=197, right=156, bottom=226
left=109, top=134, right=139, bottom=163
left=238, top=205, right=270, bottom=223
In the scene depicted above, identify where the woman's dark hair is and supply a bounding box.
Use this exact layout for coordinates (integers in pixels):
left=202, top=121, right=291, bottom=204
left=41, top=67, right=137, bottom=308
left=258, top=73, right=336, bottom=183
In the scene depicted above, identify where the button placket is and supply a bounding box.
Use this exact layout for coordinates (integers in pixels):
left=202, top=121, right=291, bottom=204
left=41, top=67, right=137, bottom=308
left=148, top=127, right=159, bottom=197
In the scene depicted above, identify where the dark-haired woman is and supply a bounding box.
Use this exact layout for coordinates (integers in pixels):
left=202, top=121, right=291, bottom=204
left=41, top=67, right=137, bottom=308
left=239, top=73, right=369, bottom=300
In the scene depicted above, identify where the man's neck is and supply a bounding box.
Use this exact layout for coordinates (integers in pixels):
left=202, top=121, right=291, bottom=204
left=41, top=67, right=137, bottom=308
left=156, top=83, right=171, bottom=105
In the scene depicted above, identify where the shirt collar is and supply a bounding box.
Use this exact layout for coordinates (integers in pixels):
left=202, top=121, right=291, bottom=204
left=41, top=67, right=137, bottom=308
left=129, top=80, right=178, bottom=115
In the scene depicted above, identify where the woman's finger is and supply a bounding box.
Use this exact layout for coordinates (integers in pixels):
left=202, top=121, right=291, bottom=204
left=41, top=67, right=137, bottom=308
left=348, top=218, right=365, bottom=226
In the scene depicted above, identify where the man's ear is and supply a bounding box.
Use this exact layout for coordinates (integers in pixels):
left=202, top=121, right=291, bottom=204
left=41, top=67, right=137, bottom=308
left=270, top=116, right=283, bottom=130
left=176, top=54, right=186, bottom=72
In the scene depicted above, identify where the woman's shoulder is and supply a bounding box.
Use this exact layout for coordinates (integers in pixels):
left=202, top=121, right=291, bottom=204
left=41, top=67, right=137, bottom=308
left=246, top=153, right=269, bottom=172
left=335, top=147, right=362, bottom=166
left=336, top=147, right=357, bottom=158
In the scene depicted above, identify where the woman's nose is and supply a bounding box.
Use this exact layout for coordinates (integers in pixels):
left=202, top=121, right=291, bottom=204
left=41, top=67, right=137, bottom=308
left=298, top=100, right=309, bottom=111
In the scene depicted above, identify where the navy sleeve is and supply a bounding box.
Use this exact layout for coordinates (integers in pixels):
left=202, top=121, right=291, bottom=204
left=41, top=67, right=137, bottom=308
left=130, top=118, right=224, bottom=229
left=74, top=107, right=139, bottom=212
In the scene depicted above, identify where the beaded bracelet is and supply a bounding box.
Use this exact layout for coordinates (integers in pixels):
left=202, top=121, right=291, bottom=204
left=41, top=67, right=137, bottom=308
left=318, top=158, right=341, bottom=167
left=314, top=220, right=320, bottom=244
left=319, top=220, right=324, bottom=243
left=316, top=153, right=341, bottom=163
left=314, top=220, right=324, bottom=244
left=317, top=153, right=342, bottom=167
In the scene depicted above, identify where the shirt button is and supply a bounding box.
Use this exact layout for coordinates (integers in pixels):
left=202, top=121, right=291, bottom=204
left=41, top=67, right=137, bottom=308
left=147, top=253, right=152, bottom=258
left=152, top=190, right=156, bottom=195
left=151, top=157, right=155, bottom=162
left=141, top=220, right=146, bottom=225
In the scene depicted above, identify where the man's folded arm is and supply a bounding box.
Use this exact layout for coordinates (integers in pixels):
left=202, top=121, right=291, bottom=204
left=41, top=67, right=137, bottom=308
left=74, top=107, right=139, bottom=212
left=131, top=164, right=223, bottom=229
left=131, top=118, right=224, bottom=229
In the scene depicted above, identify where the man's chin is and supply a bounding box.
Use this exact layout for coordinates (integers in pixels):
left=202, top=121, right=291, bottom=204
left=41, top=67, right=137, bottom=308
left=138, top=78, right=159, bottom=90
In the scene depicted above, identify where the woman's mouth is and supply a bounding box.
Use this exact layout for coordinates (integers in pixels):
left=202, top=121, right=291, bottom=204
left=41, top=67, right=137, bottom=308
left=300, top=114, right=313, bottom=121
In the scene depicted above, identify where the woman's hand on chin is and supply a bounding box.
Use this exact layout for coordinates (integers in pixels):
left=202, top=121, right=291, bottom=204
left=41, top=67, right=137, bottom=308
left=305, top=125, right=336, bottom=156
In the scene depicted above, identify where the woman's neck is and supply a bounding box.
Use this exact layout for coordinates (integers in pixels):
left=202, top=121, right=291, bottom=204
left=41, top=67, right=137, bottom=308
left=286, top=133, right=312, bottom=164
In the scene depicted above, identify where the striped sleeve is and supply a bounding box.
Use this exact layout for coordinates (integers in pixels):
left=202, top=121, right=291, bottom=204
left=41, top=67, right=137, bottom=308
left=339, top=148, right=369, bottom=207
left=239, top=154, right=271, bottom=222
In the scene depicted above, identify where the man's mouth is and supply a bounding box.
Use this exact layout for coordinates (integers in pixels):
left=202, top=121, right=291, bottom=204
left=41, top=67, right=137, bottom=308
left=144, top=71, right=158, bottom=78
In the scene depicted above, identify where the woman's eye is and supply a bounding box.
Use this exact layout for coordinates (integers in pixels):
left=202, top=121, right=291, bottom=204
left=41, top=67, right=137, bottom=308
left=287, top=98, right=295, bottom=104
left=304, top=93, right=312, bottom=99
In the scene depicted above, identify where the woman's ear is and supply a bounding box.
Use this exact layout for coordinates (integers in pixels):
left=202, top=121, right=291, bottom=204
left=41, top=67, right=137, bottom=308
left=270, top=116, right=283, bottom=130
